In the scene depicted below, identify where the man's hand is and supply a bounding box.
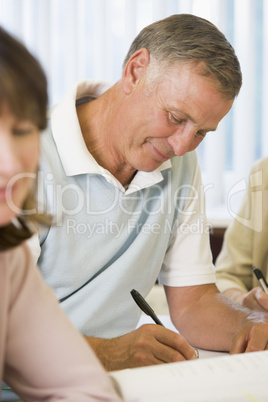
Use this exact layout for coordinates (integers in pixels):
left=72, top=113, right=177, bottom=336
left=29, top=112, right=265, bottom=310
left=84, top=324, right=197, bottom=371
left=231, top=311, right=268, bottom=354
left=242, top=287, right=268, bottom=312
left=165, top=283, right=268, bottom=354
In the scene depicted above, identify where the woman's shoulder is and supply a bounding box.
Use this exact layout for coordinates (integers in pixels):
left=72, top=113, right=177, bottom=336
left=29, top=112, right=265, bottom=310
left=0, top=242, right=35, bottom=288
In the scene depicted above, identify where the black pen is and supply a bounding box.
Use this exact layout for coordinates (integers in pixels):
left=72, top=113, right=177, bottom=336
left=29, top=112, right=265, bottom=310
left=131, top=289, right=164, bottom=325
left=130, top=288, right=199, bottom=358
left=252, top=266, right=268, bottom=294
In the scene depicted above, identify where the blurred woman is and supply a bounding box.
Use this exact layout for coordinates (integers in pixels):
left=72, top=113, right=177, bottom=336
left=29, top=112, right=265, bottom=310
left=0, top=26, right=122, bottom=401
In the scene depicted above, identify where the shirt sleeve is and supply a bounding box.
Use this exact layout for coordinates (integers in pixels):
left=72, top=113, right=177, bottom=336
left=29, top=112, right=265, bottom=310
left=215, top=163, right=260, bottom=293
left=4, top=243, right=122, bottom=402
left=159, top=158, right=216, bottom=287
left=215, top=196, right=254, bottom=293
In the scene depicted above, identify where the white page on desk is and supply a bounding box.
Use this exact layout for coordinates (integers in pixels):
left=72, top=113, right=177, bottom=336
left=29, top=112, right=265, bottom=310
left=110, top=350, right=268, bottom=402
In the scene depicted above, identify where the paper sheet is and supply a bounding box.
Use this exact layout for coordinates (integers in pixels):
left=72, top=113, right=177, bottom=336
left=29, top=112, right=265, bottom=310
left=110, top=350, right=268, bottom=401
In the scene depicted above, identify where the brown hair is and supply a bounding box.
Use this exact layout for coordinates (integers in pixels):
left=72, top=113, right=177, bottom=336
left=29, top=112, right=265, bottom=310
left=0, top=26, right=49, bottom=251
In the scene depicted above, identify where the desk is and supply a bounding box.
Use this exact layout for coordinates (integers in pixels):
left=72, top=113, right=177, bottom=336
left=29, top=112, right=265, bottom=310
left=137, top=314, right=228, bottom=359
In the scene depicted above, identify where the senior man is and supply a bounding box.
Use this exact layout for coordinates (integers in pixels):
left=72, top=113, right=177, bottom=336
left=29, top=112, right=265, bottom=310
left=33, top=14, right=268, bottom=371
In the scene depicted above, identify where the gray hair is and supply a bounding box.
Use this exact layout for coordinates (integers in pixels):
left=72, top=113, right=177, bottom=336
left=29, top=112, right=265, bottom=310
left=123, top=14, right=242, bottom=100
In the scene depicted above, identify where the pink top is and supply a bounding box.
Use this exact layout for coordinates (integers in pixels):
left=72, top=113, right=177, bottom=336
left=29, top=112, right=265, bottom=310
left=0, top=242, right=122, bottom=401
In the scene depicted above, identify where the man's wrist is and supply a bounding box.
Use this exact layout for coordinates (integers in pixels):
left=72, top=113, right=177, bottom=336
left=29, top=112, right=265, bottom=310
left=84, top=336, right=117, bottom=371
left=223, top=288, right=246, bottom=305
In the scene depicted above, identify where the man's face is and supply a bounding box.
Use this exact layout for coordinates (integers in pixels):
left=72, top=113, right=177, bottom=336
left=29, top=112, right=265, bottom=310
left=117, top=62, right=234, bottom=173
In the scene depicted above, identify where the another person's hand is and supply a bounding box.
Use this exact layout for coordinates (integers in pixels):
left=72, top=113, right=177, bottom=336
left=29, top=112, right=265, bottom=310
left=224, top=287, right=268, bottom=312
left=85, top=324, right=197, bottom=371
left=231, top=311, right=268, bottom=354
left=242, top=287, right=268, bottom=312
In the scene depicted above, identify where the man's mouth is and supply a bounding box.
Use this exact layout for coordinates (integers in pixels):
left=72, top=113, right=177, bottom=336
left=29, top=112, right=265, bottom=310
left=148, top=142, right=173, bottom=161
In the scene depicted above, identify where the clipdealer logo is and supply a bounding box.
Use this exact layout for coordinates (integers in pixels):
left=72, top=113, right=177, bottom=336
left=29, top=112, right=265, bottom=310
left=7, top=170, right=208, bottom=222
left=65, top=217, right=211, bottom=239
left=5, top=168, right=264, bottom=233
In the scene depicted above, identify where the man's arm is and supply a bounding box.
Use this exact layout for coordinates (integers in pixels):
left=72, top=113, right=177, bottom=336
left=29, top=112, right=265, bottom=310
left=84, top=324, right=198, bottom=371
left=165, top=283, right=268, bottom=353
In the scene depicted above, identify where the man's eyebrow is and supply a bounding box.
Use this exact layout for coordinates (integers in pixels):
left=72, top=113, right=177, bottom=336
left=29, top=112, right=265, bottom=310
left=169, top=108, right=217, bottom=132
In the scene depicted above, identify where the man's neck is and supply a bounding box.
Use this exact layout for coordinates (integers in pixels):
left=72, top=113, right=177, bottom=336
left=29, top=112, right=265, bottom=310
left=76, top=90, right=136, bottom=187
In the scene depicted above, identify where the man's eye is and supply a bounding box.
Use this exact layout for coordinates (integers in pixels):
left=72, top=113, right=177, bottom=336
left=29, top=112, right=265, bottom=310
left=196, top=131, right=206, bottom=139
left=168, top=112, right=183, bottom=125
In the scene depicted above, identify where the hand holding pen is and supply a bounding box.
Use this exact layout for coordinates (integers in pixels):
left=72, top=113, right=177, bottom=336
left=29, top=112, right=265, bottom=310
left=252, top=266, right=268, bottom=294
left=242, top=267, right=268, bottom=312
left=131, top=289, right=199, bottom=359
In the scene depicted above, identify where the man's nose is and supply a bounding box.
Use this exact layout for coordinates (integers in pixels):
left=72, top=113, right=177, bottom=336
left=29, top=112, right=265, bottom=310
left=167, top=127, right=196, bottom=156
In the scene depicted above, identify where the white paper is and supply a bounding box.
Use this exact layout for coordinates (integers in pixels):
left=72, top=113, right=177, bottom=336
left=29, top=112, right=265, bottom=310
left=110, top=350, right=268, bottom=402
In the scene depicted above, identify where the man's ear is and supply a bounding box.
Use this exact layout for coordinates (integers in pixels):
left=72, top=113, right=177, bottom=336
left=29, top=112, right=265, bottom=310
left=122, top=48, right=150, bottom=95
